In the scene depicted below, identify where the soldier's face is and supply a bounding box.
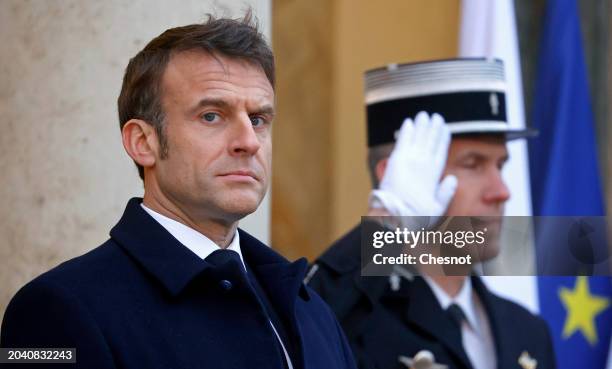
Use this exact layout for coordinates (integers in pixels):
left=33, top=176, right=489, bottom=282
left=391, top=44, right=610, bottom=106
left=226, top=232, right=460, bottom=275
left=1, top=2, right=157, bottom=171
left=442, top=136, right=510, bottom=217
left=441, top=136, right=509, bottom=261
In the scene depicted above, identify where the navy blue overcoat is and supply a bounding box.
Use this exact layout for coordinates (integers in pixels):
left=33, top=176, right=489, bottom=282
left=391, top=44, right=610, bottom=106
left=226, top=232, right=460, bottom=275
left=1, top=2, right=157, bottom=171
left=1, top=198, right=356, bottom=369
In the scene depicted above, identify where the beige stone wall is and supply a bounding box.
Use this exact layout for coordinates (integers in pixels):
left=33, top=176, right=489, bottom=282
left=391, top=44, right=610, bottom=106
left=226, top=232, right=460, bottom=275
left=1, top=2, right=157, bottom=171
left=272, top=0, right=460, bottom=260
left=0, top=0, right=271, bottom=317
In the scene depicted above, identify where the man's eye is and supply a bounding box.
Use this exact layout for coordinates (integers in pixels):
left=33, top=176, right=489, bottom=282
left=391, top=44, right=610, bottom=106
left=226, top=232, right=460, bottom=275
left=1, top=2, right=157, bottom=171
left=460, top=159, right=478, bottom=169
left=201, top=112, right=219, bottom=123
left=250, top=116, right=266, bottom=127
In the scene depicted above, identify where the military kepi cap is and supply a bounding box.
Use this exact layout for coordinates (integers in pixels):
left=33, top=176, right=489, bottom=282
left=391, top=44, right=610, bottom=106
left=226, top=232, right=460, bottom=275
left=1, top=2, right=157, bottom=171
left=364, top=58, right=537, bottom=147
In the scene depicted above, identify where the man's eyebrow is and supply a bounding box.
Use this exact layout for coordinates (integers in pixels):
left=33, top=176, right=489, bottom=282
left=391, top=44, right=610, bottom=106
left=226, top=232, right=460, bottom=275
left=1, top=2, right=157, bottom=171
left=189, top=99, right=275, bottom=116
left=254, top=105, right=275, bottom=116
left=192, top=98, right=231, bottom=111
left=457, top=152, right=487, bottom=161
left=457, top=151, right=509, bottom=162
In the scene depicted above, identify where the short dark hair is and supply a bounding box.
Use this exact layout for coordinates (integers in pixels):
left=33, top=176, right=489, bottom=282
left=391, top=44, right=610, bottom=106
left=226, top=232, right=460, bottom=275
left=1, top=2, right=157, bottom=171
left=367, top=143, right=394, bottom=189
left=117, top=11, right=275, bottom=180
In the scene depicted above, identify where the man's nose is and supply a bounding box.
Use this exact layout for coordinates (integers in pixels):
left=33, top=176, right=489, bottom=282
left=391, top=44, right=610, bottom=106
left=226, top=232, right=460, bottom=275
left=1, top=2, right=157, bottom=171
left=228, top=115, right=261, bottom=156
left=483, top=168, right=510, bottom=204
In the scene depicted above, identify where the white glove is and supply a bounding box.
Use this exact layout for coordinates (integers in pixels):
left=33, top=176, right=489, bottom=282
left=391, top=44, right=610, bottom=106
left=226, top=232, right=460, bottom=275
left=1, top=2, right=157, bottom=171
left=370, top=111, right=458, bottom=217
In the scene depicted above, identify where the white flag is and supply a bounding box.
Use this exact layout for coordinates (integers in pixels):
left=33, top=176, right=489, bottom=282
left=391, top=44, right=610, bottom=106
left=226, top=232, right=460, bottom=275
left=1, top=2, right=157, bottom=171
left=458, top=0, right=538, bottom=313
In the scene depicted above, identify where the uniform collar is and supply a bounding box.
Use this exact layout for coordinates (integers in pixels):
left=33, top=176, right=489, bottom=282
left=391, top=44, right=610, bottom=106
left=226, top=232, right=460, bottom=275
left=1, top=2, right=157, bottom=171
left=110, top=198, right=310, bottom=300
left=423, top=276, right=482, bottom=335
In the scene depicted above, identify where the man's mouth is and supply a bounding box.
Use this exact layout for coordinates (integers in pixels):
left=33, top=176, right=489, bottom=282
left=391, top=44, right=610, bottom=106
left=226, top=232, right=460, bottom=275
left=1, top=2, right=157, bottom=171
left=218, top=170, right=259, bottom=182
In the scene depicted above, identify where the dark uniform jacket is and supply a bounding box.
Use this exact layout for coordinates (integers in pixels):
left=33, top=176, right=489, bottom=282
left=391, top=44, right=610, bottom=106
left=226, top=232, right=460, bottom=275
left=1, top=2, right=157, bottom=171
left=308, top=224, right=556, bottom=369
left=1, top=198, right=357, bottom=369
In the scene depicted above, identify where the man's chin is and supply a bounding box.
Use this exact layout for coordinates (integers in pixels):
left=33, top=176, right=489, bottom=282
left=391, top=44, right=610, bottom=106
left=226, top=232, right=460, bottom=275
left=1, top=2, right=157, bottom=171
left=219, top=192, right=264, bottom=218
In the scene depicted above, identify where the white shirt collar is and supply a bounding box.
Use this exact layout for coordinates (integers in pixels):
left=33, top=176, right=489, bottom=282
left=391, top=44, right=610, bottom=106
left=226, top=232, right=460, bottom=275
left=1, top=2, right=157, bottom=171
left=140, top=203, right=245, bottom=270
left=423, top=276, right=481, bottom=334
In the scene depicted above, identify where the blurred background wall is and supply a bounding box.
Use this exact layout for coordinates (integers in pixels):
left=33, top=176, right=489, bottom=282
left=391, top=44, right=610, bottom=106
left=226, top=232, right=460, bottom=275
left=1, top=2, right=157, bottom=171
left=0, top=0, right=271, bottom=317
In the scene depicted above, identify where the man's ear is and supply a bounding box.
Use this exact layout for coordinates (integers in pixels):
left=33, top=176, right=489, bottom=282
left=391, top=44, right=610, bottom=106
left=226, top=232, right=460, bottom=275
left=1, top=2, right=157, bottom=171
left=375, top=157, right=389, bottom=184
left=121, top=119, right=159, bottom=170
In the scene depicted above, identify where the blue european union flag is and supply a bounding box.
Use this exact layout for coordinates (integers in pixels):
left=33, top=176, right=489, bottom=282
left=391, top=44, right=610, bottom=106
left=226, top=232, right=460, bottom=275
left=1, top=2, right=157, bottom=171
left=529, top=0, right=612, bottom=368
left=538, top=277, right=612, bottom=368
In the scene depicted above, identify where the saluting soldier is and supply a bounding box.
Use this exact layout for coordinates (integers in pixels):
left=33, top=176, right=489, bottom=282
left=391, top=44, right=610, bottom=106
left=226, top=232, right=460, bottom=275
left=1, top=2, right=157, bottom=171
left=307, top=59, right=556, bottom=369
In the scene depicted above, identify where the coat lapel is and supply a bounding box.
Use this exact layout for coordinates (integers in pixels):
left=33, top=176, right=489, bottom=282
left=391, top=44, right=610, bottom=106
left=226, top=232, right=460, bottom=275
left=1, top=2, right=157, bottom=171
left=109, top=198, right=213, bottom=296
left=239, top=229, right=311, bottom=369
left=111, top=199, right=315, bottom=369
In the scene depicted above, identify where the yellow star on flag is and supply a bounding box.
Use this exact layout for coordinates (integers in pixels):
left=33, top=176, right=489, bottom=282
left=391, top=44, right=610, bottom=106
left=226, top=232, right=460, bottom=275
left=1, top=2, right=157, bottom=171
left=559, top=276, right=610, bottom=346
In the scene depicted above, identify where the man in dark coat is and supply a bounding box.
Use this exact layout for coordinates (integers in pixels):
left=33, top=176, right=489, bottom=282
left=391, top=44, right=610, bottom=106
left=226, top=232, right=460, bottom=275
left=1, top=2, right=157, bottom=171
left=1, top=14, right=356, bottom=369
left=308, top=59, right=556, bottom=369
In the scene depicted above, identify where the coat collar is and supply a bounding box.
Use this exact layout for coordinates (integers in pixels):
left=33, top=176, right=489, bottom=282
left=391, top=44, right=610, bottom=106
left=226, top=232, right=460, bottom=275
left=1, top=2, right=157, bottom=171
left=238, top=228, right=311, bottom=302
left=110, top=198, right=310, bottom=300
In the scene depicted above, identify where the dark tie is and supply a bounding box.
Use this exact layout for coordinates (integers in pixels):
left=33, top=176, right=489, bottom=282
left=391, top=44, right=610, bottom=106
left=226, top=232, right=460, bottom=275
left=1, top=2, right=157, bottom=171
left=205, top=249, right=291, bottom=369
left=447, top=303, right=467, bottom=329
left=205, top=249, right=244, bottom=270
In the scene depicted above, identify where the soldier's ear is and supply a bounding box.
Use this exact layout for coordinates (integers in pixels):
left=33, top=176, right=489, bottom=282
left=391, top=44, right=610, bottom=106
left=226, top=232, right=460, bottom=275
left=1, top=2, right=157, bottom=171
left=375, top=157, right=389, bottom=184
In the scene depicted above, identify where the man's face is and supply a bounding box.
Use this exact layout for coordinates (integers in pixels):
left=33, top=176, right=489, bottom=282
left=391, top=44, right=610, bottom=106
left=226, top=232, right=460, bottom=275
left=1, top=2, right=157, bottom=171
left=150, top=51, right=274, bottom=223
left=442, top=135, right=510, bottom=217
left=441, top=135, right=510, bottom=262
